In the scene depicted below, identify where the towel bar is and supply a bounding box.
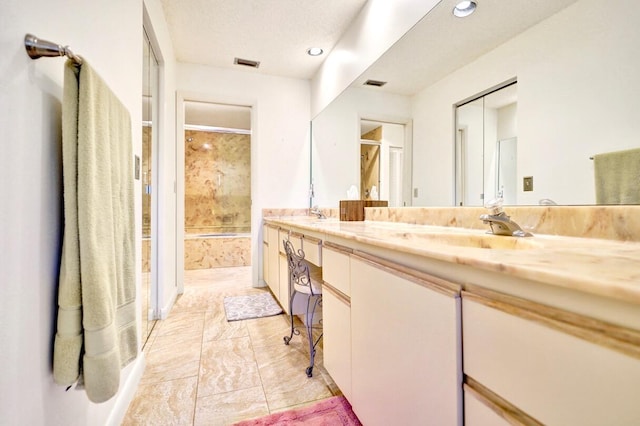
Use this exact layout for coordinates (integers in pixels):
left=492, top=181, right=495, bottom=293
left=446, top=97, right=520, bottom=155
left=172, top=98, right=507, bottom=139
left=24, top=34, right=83, bottom=65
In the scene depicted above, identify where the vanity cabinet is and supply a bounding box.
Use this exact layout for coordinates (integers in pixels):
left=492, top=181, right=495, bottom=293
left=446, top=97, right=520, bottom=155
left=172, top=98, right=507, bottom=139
left=349, top=253, right=462, bottom=426
left=278, top=230, right=303, bottom=314
left=262, top=225, right=269, bottom=290
left=462, top=287, right=640, bottom=425
left=264, top=224, right=280, bottom=298
left=321, top=243, right=353, bottom=400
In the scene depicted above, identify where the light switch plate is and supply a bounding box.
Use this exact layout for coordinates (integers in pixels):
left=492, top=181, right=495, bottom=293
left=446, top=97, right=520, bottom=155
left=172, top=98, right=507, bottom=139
left=523, top=176, right=533, bottom=191
left=135, top=155, right=140, bottom=180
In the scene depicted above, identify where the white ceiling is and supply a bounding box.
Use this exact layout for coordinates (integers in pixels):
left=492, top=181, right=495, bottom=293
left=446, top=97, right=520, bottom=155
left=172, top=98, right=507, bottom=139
left=160, top=0, right=368, bottom=79
left=161, top=0, right=580, bottom=122
left=354, top=0, right=580, bottom=95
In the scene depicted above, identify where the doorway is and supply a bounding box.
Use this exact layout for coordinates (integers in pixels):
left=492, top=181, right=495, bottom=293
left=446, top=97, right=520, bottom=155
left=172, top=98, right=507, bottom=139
left=182, top=101, right=252, bottom=271
left=359, top=119, right=409, bottom=207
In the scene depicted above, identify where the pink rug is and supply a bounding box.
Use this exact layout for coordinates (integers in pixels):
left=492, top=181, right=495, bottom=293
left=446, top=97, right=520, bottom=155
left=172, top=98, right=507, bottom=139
left=233, top=396, right=362, bottom=426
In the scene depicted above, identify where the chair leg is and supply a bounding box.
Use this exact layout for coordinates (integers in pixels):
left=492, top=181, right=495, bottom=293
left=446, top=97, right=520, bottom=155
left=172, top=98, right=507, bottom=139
left=305, top=294, right=322, bottom=377
left=283, top=290, right=299, bottom=345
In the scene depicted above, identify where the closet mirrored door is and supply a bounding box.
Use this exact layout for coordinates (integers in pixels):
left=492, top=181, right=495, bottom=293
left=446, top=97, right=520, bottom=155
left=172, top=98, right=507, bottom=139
left=141, top=29, right=158, bottom=346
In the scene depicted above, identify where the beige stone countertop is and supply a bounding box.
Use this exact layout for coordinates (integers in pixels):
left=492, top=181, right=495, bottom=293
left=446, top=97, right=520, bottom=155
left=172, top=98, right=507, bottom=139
left=264, top=216, right=640, bottom=305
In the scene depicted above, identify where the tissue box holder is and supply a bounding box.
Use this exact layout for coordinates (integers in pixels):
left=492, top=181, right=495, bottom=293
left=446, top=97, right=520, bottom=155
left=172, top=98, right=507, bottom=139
left=339, top=200, right=388, bottom=221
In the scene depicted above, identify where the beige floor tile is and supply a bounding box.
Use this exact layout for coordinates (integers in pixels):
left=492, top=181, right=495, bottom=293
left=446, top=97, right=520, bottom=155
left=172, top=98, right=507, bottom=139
left=172, top=289, right=221, bottom=314
left=126, top=267, right=339, bottom=424
left=141, top=332, right=202, bottom=384
left=254, top=342, right=333, bottom=411
left=123, top=376, right=197, bottom=426
left=194, top=386, right=269, bottom=426
left=202, top=336, right=256, bottom=364
left=203, top=309, right=249, bottom=341
left=198, top=337, right=261, bottom=397
left=246, top=313, right=294, bottom=348
left=155, top=311, right=205, bottom=337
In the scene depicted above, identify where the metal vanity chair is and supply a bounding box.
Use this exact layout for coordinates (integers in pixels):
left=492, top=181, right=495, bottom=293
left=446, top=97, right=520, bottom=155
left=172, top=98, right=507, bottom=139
left=282, top=239, right=323, bottom=377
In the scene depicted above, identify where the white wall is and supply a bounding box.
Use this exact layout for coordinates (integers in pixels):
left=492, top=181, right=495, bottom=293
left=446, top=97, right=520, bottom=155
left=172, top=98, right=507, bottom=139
left=412, top=0, right=640, bottom=206
left=176, top=63, right=310, bottom=285
left=310, top=0, right=440, bottom=117
left=312, top=87, right=411, bottom=207
left=0, top=0, right=145, bottom=424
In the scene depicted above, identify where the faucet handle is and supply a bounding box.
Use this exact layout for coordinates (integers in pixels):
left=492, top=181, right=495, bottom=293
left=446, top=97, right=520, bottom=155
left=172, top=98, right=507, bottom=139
left=484, top=198, right=505, bottom=215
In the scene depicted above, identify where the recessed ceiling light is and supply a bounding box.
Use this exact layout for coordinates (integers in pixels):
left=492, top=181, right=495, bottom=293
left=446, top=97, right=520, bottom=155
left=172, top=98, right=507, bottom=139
left=306, top=47, right=324, bottom=56
left=453, top=1, right=477, bottom=18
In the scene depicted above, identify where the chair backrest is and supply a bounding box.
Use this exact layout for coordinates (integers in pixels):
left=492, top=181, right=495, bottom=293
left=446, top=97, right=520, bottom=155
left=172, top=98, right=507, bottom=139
left=283, top=239, right=315, bottom=295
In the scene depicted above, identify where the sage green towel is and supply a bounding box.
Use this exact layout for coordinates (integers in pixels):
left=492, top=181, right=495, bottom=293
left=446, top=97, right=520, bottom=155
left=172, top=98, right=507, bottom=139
left=53, top=59, right=137, bottom=403
left=594, top=148, right=640, bottom=204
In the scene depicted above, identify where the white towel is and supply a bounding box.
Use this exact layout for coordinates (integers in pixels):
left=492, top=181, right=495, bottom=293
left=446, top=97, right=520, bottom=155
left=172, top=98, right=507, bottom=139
left=53, top=59, right=137, bottom=403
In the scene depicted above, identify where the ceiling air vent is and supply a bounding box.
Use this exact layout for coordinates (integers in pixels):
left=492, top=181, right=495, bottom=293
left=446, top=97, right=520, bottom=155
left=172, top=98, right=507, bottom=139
left=234, top=57, right=260, bottom=68
left=364, top=79, right=387, bottom=87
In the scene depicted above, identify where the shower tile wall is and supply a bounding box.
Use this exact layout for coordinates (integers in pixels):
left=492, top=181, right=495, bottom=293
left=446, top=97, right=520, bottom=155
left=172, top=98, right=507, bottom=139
left=184, top=236, right=251, bottom=269
left=361, top=126, right=381, bottom=200
left=184, top=129, right=251, bottom=269
left=142, top=126, right=152, bottom=237
left=185, top=130, right=251, bottom=234
left=142, top=126, right=151, bottom=272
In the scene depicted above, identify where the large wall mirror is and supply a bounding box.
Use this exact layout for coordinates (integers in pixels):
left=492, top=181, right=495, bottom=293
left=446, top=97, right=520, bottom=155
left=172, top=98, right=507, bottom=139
left=311, top=0, right=640, bottom=207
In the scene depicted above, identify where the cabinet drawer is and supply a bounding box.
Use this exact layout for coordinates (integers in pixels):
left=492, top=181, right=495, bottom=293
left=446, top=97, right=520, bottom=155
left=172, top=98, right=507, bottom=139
left=302, top=235, right=322, bottom=266
left=464, top=386, right=510, bottom=426
left=463, top=294, right=640, bottom=425
left=322, top=244, right=351, bottom=296
left=279, top=229, right=302, bottom=255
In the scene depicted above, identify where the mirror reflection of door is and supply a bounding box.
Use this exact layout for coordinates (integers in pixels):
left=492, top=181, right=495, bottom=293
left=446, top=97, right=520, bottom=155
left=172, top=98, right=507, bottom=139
left=455, top=98, right=484, bottom=206
left=496, top=137, right=518, bottom=204
left=455, top=82, right=517, bottom=206
left=141, top=29, right=159, bottom=347
left=360, top=119, right=407, bottom=206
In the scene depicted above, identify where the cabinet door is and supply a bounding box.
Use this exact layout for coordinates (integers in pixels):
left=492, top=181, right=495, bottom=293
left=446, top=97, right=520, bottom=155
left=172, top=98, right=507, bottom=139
left=463, top=293, right=640, bottom=425
left=350, top=256, right=461, bottom=426
left=266, top=226, right=280, bottom=298
left=323, top=284, right=352, bottom=400
left=278, top=252, right=291, bottom=314
left=262, top=241, right=269, bottom=287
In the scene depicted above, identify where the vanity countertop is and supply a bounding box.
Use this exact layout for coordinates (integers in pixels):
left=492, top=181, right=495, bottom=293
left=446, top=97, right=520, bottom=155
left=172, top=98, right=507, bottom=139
left=264, top=216, right=640, bottom=305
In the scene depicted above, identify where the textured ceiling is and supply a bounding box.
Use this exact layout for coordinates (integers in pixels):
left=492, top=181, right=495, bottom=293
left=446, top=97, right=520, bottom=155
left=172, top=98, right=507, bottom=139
left=160, top=0, right=368, bottom=79
left=160, top=0, right=580, bottom=97
left=354, top=0, right=580, bottom=95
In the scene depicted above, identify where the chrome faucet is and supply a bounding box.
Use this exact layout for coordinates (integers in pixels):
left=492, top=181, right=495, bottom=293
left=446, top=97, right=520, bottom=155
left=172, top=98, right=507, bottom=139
left=310, top=206, right=326, bottom=219
left=480, top=199, right=532, bottom=237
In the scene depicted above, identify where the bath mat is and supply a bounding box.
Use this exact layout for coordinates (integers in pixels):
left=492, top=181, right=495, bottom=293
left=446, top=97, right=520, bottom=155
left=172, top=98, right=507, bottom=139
left=233, top=396, right=362, bottom=426
left=223, top=292, right=283, bottom=321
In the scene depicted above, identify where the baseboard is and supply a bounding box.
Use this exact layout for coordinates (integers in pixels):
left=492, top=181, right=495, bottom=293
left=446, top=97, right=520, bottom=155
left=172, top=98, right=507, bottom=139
left=105, top=353, right=146, bottom=426
left=159, top=286, right=178, bottom=319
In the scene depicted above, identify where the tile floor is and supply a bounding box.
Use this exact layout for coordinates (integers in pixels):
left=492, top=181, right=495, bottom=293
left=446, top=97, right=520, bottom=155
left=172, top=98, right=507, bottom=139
left=123, top=266, right=339, bottom=425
